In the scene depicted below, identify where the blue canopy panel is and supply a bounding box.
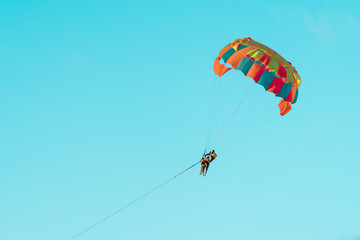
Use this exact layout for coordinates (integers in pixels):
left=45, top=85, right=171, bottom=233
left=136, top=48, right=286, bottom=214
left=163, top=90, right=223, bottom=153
left=236, top=57, right=254, bottom=75
left=277, top=82, right=293, bottom=99
left=221, top=48, right=236, bottom=63
left=257, top=70, right=276, bottom=90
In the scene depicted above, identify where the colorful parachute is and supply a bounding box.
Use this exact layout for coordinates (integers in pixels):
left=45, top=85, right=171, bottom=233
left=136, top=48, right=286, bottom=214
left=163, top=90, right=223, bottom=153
left=213, top=37, right=301, bottom=116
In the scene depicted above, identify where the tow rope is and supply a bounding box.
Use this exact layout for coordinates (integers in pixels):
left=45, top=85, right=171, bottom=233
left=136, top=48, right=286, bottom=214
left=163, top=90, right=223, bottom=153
left=69, top=160, right=201, bottom=240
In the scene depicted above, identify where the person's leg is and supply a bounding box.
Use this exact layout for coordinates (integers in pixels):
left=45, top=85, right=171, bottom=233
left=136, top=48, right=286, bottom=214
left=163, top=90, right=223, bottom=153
left=204, top=164, right=209, bottom=175
left=200, top=163, right=204, bottom=175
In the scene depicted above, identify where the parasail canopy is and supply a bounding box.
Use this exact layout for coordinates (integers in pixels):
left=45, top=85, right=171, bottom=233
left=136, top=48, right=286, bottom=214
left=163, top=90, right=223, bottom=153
left=213, top=37, right=301, bottom=116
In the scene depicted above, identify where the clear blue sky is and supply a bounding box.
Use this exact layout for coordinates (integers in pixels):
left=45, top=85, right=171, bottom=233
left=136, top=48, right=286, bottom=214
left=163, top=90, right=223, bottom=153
left=1, top=0, right=360, bottom=240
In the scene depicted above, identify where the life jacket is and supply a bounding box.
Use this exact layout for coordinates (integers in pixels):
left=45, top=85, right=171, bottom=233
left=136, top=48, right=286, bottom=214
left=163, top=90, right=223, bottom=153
left=211, top=152, right=217, bottom=159
left=201, top=158, right=210, bottom=164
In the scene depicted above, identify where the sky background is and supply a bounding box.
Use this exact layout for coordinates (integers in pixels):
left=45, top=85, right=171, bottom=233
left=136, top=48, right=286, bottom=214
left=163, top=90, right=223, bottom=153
left=1, top=0, right=360, bottom=240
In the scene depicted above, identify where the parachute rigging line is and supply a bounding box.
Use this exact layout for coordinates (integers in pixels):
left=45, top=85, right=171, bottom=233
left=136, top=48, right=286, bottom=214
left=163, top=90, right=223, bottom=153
left=209, top=84, right=253, bottom=149
left=69, top=161, right=201, bottom=240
